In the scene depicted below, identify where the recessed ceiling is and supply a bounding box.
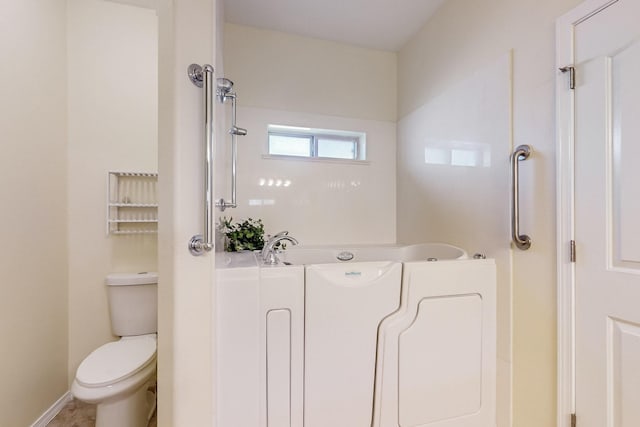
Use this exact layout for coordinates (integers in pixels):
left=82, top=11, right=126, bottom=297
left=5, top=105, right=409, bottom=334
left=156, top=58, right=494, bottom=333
left=223, top=0, right=447, bottom=52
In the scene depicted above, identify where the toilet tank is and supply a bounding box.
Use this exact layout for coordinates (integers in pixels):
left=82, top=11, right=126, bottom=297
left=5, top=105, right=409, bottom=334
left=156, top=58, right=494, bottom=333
left=106, top=272, right=158, bottom=337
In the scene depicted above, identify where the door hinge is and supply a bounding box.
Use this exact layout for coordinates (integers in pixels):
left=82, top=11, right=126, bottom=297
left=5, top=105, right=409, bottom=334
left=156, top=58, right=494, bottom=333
left=570, top=240, right=576, bottom=263
left=560, top=65, right=576, bottom=89
left=571, top=412, right=577, bottom=427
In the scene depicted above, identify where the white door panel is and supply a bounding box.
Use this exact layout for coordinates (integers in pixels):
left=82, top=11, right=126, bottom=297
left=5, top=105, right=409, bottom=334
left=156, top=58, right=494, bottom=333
left=304, top=262, right=402, bottom=427
left=574, top=0, right=640, bottom=425
left=612, top=40, right=640, bottom=267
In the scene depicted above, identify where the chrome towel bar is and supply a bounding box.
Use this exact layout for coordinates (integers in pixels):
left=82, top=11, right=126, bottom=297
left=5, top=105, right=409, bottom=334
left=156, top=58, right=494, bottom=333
left=510, top=145, right=532, bottom=250
left=187, top=63, right=215, bottom=256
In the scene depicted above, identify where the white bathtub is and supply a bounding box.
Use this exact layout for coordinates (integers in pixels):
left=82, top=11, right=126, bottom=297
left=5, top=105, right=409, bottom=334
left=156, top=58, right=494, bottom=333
left=215, top=243, right=495, bottom=427
left=278, top=242, right=467, bottom=265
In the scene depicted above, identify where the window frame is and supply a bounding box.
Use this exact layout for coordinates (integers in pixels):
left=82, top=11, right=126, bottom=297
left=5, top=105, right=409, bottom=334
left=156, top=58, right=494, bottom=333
left=266, top=125, right=366, bottom=162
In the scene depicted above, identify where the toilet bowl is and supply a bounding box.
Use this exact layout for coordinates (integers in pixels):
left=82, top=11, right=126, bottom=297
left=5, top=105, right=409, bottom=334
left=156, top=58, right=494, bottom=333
left=72, top=334, right=156, bottom=400
left=72, top=272, right=158, bottom=427
left=71, top=334, right=157, bottom=427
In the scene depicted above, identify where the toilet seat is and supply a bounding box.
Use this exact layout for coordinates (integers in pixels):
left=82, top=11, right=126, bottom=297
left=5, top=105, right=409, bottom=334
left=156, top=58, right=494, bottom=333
left=76, top=335, right=156, bottom=388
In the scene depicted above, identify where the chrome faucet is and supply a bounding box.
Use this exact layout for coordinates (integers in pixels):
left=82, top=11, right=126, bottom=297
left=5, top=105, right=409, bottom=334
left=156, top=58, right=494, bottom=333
left=262, top=232, right=299, bottom=265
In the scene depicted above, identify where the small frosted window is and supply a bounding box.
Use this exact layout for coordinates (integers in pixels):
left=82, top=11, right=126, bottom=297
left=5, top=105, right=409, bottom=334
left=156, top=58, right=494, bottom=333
left=267, top=125, right=365, bottom=161
left=317, top=138, right=357, bottom=160
left=269, top=134, right=312, bottom=157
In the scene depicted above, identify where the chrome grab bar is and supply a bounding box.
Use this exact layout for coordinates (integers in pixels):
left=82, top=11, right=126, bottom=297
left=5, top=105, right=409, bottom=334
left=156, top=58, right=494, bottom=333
left=510, top=145, right=532, bottom=250
left=187, top=63, right=215, bottom=256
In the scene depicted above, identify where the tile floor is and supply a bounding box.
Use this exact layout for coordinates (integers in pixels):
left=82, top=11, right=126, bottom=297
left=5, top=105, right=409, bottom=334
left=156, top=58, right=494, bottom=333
left=47, top=398, right=157, bottom=427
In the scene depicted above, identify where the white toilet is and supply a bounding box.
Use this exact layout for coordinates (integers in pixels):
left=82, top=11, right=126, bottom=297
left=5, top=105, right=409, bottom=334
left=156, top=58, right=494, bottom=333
left=71, top=272, right=158, bottom=427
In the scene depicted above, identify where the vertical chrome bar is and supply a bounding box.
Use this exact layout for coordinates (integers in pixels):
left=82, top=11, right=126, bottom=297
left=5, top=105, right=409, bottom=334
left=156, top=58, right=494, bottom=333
left=188, top=64, right=215, bottom=256
left=230, top=135, right=237, bottom=208
left=511, top=144, right=532, bottom=250
left=230, top=95, right=238, bottom=207
left=203, top=65, right=215, bottom=247
left=216, top=87, right=245, bottom=211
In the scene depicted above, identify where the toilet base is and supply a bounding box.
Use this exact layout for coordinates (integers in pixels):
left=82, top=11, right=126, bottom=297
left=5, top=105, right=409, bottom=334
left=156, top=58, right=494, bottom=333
left=96, top=380, right=155, bottom=427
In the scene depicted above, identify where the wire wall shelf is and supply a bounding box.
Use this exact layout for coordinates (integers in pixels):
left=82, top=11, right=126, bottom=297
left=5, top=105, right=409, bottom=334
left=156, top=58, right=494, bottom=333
left=107, top=171, right=158, bottom=235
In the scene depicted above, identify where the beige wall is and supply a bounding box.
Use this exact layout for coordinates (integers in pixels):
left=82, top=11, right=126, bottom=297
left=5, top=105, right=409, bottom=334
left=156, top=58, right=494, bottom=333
left=157, top=0, right=220, bottom=424
left=0, top=0, right=69, bottom=425
left=222, top=24, right=397, bottom=245
left=397, top=0, right=583, bottom=426
left=224, top=23, right=397, bottom=122
left=66, top=0, right=158, bottom=382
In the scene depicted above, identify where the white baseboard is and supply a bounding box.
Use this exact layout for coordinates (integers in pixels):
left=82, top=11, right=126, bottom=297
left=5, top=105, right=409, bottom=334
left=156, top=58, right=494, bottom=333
left=30, top=391, right=72, bottom=427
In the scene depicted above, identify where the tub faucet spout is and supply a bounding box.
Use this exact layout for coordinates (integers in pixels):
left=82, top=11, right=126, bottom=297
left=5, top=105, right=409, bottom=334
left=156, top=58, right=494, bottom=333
left=262, top=233, right=299, bottom=265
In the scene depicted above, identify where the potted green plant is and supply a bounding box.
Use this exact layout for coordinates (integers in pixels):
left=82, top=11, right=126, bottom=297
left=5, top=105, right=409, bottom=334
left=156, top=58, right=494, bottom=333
left=218, top=217, right=265, bottom=252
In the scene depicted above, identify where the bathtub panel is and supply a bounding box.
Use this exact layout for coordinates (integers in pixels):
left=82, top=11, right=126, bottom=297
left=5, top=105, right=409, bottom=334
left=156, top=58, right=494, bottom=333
left=216, top=254, right=304, bottom=427
left=398, top=295, right=482, bottom=426
left=215, top=262, right=261, bottom=427
left=259, top=266, right=305, bottom=427
left=266, top=309, right=292, bottom=427
left=304, top=261, right=402, bottom=427
left=372, top=259, right=496, bottom=427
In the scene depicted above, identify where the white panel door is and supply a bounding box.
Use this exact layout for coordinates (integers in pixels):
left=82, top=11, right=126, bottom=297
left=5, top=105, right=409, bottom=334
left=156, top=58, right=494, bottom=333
left=574, top=1, right=640, bottom=425
left=304, top=262, right=402, bottom=427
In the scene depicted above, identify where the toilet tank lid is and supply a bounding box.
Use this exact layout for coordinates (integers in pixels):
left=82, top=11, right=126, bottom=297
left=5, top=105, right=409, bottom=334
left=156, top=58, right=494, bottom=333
left=106, top=272, right=158, bottom=286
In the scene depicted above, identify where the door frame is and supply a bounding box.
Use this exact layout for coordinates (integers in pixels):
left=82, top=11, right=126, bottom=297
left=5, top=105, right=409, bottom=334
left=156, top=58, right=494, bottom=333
left=555, top=1, right=619, bottom=426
